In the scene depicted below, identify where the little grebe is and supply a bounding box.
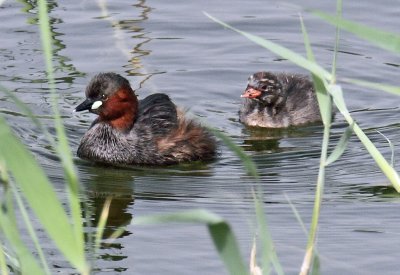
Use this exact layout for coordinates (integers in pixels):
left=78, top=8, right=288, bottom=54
left=239, top=72, right=322, bottom=128
left=75, top=72, right=216, bottom=166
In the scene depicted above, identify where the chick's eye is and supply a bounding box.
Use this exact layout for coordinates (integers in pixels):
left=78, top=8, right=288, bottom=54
left=261, top=85, right=268, bottom=90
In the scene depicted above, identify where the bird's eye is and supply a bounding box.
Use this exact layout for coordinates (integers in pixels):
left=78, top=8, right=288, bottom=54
left=261, top=85, right=268, bottom=90
left=101, top=94, right=108, bottom=100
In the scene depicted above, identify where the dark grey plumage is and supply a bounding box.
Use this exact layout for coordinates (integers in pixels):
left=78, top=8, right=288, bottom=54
left=239, top=72, right=322, bottom=128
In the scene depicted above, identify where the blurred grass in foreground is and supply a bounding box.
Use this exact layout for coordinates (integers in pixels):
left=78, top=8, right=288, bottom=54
left=0, top=0, right=101, bottom=274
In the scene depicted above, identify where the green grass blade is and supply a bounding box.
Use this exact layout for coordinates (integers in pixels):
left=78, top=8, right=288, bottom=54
left=310, top=254, right=321, bottom=275
left=94, top=197, right=112, bottom=252
left=284, top=193, right=308, bottom=235
left=325, top=123, right=354, bottom=166
left=353, top=124, right=400, bottom=190
left=301, top=15, right=332, bottom=272
left=284, top=193, right=322, bottom=275
left=106, top=227, right=126, bottom=243
left=299, top=14, right=315, bottom=62
left=0, top=116, right=86, bottom=270
left=133, top=209, right=248, bottom=275
left=343, top=78, right=400, bottom=96
left=312, top=10, right=400, bottom=54
left=249, top=239, right=262, bottom=275
left=300, top=124, right=329, bottom=275
left=0, top=164, right=9, bottom=275
left=299, top=17, right=332, bottom=274
left=331, top=0, right=343, bottom=80
left=0, top=243, right=9, bottom=275
left=208, top=128, right=258, bottom=179
left=133, top=209, right=223, bottom=225
left=0, top=158, right=8, bottom=183
left=37, top=0, right=84, bottom=263
left=208, top=223, right=248, bottom=275
left=11, top=182, right=51, bottom=275
left=328, top=85, right=400, bottom=191
left=311, top=76, right=332, bottom=126
left=37, top=0, right=79, bottom=201
left=0, top=162, right=10, bottom=275
left=0, top=84, right=50, bottom=140
left=299, top=15, right=332, bottom=126
left=0, top=185, right=44, bottom=275
left=377, top=131, right=395, bottom=167
left=0, top=246, right=19, bottom=274
left=204, top=12, right=332, bottom=82
left=253, top=192, right=284, bottom=275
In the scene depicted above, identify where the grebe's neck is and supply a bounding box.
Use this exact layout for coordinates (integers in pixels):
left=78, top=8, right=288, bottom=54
left=99, top=86, right=138, bottom=131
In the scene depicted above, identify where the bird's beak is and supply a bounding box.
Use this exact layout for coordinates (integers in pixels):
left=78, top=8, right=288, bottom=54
left=241, top=87, right=262, bottom=99
left=74, top=98, right=97, bottom=112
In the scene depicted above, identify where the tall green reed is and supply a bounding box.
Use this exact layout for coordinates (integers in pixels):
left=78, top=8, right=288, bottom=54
left=0, top=0, right=90, bottom=273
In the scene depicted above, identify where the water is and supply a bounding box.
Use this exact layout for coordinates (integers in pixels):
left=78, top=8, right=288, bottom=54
left=1, top=0, right=400, bottom=274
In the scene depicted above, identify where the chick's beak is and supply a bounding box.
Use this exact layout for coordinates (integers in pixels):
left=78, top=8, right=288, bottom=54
left=241, top=87, right=262, bottom=99
left=74, top=98, right=96, bottom=112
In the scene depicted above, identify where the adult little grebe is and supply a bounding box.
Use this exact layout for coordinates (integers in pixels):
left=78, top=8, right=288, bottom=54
left=239, top=71, right=322, bottom=128
left=75, top=72, right=216, bottom=166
